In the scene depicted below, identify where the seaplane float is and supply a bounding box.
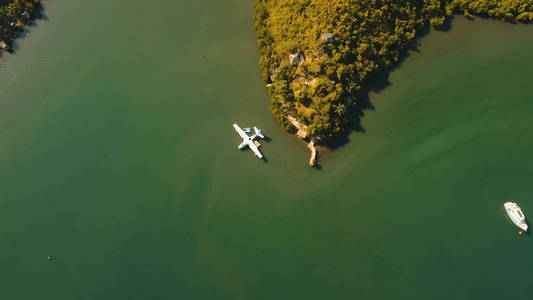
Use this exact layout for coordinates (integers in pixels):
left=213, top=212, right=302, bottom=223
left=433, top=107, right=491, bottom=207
left=233, top=123, right=265, bottom=159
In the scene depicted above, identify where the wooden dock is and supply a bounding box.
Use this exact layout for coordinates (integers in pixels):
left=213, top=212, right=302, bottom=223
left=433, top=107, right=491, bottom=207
left=307, top=140, right=317, bottom=166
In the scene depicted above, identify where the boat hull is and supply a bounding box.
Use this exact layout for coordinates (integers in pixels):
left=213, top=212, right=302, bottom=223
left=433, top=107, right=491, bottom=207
left=504, top=202, right=528, bottom=232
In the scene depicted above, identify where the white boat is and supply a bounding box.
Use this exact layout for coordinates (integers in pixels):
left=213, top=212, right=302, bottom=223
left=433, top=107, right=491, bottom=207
left=504, top=202, right=528, bottom=232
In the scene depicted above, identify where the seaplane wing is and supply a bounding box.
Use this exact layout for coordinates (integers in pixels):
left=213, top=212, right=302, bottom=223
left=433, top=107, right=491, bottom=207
left=233, top=123, right=249, bottom=139
left=248, top=142, right=263, bottom=158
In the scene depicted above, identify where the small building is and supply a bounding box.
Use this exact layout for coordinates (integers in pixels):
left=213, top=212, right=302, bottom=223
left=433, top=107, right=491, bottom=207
left=289, top=49, right=305, bottom=66
left=321, top=32, right=333, bottom=44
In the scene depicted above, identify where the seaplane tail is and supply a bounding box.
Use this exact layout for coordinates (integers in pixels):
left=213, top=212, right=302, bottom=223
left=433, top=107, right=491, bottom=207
left=253, top=127, right=264, bottom=139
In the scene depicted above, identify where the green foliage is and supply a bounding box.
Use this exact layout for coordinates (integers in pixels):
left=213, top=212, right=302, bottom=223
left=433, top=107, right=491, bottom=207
left=0, top=0, right=42, bottom=51
left=254, top=0, right=533, bottom=141
left=449, top=0, right=533, bottom=21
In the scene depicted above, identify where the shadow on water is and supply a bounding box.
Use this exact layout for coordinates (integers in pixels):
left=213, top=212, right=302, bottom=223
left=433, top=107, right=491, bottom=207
left=327, top=18, right=455, bottom=151
left=437, top=17, right=454, bottom=32
left=261, top=135, right=272, bottom=143
left=3, top=6, right=48, bottom=54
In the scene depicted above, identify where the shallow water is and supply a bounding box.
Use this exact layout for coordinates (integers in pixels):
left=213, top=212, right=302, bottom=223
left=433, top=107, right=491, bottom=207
left=1, top=1, right=533, bottom=299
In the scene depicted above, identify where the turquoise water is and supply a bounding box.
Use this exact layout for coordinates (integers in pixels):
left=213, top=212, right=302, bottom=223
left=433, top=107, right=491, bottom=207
left=1, top=1, right=533, bottom=298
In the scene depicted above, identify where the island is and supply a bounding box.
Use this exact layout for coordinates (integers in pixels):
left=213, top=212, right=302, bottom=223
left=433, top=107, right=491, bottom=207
left=254, top=0, right=533, bottom=165
left=0, top=0, right=42, bottom=53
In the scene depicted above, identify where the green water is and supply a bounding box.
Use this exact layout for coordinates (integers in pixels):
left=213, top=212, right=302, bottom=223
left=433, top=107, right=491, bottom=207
left=1, top=0, right=533, bottom=298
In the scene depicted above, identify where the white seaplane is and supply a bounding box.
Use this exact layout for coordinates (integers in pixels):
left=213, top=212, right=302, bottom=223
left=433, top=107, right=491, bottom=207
left=233, top=123, right=265, bottom=159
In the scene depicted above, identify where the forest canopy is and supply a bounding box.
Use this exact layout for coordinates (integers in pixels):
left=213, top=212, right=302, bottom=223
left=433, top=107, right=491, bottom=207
left=0, top=0, right=42, bottom=51
left=255, top=0, right=533, bottom=141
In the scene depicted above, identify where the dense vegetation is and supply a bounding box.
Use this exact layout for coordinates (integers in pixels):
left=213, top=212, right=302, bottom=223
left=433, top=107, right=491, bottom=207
left=255, top=0, right=533, bottom=141
left=0, top=0, right=42, bottom=52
